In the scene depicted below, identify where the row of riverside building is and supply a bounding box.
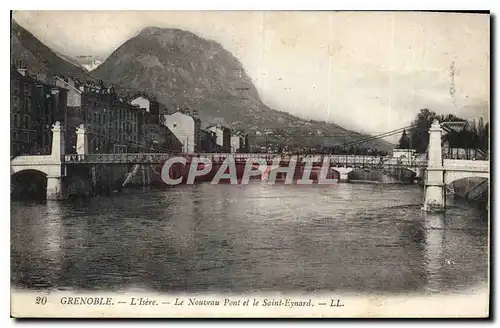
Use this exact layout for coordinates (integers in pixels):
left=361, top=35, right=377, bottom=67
left=10, top=61, right=249, bottom=157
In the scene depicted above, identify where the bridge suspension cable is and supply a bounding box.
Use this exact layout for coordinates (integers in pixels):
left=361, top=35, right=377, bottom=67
left=336, top=124, right=419, bottom=149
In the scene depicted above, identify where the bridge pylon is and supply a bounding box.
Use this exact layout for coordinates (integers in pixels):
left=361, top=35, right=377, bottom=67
left=46, top=121, right=67, bottom=200
left=423, top=119, right=445, bottom=212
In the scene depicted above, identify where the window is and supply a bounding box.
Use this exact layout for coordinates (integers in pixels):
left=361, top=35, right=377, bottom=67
left=24, top=83, right=31, bottom=96
left=12, top=131, right=18, bottom=140
left=93, top=113, right=97, bottom=124
left=24, top=98, right=31, bottom=112
left=14, top=59, right=23, bottom=69
left=13, top=80, right=19, bottom=95
left=13, top=114, right=20, bottom=128
left=12, top=96, right=20, bottom=111
left=24, top=115, right=30, bottom=129
left=97, top=113, right=101, bottom=125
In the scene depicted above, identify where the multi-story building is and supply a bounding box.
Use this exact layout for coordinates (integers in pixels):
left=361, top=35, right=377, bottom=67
left=13, top=68, right=201, bottom=156
left=231, top=134, right=246, bottom=153
left=163, top=107, right=202, bottom=154
left=131, top=94, right=182, bottom=153
left=11, top=64, right=68, bottom=156
left=55, top=77, right=141, bottom=154
left=130, top=93, right=161, bottom=118
left=200, top=130, right=217, bottom=153
left=207, top=125, right=232, bottom=153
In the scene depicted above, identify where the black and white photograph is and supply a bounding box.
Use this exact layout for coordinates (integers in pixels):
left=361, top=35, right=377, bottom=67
left=9, top=10, right=490, bottom=318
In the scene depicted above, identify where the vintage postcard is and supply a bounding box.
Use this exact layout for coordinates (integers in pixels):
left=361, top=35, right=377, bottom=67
left=10, top=10, right=490, bottom=318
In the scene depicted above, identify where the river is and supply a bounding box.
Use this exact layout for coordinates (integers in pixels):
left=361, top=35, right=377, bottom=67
left=11, top=182, right=489, bottom=295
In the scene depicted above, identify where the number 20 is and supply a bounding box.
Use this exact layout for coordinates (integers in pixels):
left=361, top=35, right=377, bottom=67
left=35, top=296, right=47, bottom=305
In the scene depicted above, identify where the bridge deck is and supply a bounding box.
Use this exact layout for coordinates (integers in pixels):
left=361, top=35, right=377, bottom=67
left=63, top=153, right=428, bottom=168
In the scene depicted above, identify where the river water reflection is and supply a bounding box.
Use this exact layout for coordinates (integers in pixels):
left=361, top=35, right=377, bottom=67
left=11, top=182, right=489, bottom=294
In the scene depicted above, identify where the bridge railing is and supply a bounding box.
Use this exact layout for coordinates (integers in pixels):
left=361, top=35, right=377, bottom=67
left=10, top=155, right=55, bottom=165
left=64, top=153, right=178, bottom=164
left=63, top=152, right=429, bottom=168
left=443, top=159, right=489, bottom=172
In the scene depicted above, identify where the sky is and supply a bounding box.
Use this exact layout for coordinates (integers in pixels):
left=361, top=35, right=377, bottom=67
left=12, top=11, right=490, bottom=135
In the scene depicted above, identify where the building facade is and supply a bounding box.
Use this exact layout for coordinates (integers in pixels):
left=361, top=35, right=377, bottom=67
left=129, top=94, right=182, bottom=153
left=230, top=134, right=247, bottom=153
left=11, top=66, right=68, bottom=156
left=163, top=109, right=202, bottom=154
left=200, top=130, right=218, bottom=153
left=130, top=94, right=161, bottom=116
left=12, top=65, right=202, bottom=157
left=207, top=125, right=232, bottom=153
left=55, top=78, right=142, bottom=154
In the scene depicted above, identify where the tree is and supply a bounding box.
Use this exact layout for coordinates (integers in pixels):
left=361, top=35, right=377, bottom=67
left=398, top=129, right=410, bottom=149
left=477, top=117, right=485, bottom=151
left=483, top=122, right=489, bottom=151
left=408, top=108, right=437, bottom=153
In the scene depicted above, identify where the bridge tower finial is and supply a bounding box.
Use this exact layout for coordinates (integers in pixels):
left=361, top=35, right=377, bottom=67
left=51, top=121, right=65, bottom=160
left=76, top=124, right=88, bottom=155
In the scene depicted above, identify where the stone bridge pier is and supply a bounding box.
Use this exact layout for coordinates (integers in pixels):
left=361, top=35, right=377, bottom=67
left=421, top=119, right=489, bottom=212
left=332, top=167, right=354, bottom=182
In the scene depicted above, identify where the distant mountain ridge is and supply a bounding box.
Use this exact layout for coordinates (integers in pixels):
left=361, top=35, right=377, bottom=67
left=11, top=20, right=394, bottom=151
left=74, top=55, right=103, bottom=71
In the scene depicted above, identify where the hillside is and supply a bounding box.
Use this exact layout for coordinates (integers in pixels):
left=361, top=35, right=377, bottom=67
left=11, top=20, right=89, bottom=81
left=92, top=27, right=394, bottom=151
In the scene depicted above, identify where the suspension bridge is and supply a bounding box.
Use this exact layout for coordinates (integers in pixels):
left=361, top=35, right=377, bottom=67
left=10, top=120, right=489, bottom=212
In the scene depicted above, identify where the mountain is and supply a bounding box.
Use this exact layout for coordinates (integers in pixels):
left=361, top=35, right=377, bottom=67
left=54, top=53, right=103, bottom=72
left=92, top=27, right=394, bottom=151
left=11, top=20, right=89, bottom=81
left=82, top=58, right=103, bottom=72
left=73, top=56, right=103, bottom=72
left=10, top=20, right=392, bottom=151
